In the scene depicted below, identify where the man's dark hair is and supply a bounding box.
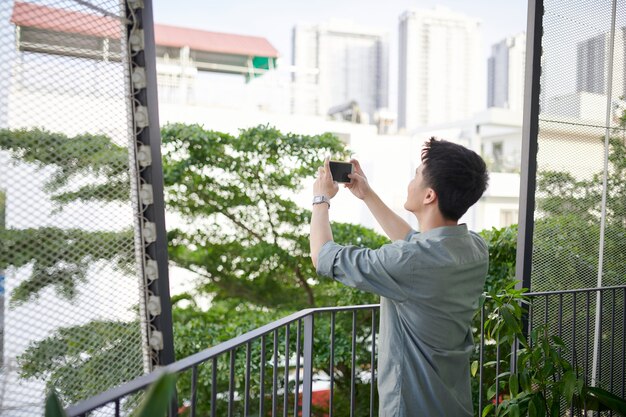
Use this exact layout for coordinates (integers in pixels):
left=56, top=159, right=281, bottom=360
left=420, top=137, right=489, bottom=221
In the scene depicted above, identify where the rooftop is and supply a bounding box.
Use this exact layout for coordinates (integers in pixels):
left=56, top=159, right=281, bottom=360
left=11, top=2, right=279, bottom=58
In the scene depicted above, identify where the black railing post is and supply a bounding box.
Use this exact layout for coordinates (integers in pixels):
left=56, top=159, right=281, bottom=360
left=302, top=314, right=314, bottom=417
left=478, top=301, right=485, bottom=414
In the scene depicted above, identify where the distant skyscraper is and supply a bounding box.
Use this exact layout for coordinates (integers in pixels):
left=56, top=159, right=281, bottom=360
left=291, top=21, right=389, bottom=122
left=398, top=7, right=482, bottom=131
left=488, top=33, right=526, bottom=111
left=576, top=28, right=626, bottom=97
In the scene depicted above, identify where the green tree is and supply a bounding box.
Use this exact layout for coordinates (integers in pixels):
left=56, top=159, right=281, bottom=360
left=19, top=320, right=143, bottom=404
left=0, top=128, right=144, bottom=407
left=161, top=123, right=386, bottom=310
left=0, top=128, right=134, bottom=304
left=4, top=125, right=387, bottom=414
left=161, top=124, right=385, bottom=416
left=528, top=130, right=626, bottom=411
left=533, top=136, right=626, bottom=290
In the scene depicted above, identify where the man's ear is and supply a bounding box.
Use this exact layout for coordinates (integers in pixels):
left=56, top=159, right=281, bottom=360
left=423, top=188, right=437, bottom=205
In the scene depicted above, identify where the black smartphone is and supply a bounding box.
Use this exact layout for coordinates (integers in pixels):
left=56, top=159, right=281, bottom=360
left=329, top=161, right=354, bottom=183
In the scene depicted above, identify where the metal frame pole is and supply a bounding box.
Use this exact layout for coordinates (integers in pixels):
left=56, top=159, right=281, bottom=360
left=126, top=0, right=175, bottom=368
left=592, top=0, right=618, bottom=388
left=516, top=0, right=544, bottom=292
left=125, top=3, right=176, bottom=414
left=302, top=314, right=314, bottom=417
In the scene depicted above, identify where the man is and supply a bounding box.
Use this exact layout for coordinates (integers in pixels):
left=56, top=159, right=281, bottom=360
left=309, top=138, right=489, bottom=416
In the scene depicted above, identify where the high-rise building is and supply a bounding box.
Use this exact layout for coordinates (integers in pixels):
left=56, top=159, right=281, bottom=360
left=488, top=33, right=526, bottom=111
left=291, top=20, right=389, bottom=122
left=398, top=7, right=482, bottom=131
left=576, top=28, right=626, bottom=97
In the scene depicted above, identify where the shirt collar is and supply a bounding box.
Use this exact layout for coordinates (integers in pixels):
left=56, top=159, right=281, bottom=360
left=418, top=224, right=468, bottom=239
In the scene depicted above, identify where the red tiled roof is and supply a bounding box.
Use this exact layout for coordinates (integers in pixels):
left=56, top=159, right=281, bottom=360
left=11, top=2, right=279, bottom=58
left=11, top=1, right=120, bottom=38
left=154, top=24, right=279, bottom=58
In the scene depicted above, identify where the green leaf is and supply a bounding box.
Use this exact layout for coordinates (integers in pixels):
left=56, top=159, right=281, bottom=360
left=132, top=372, right=177, bottom=417
left=482, top=403, right=494, bottom=417
left=497, top=400, right=510, bottom=416
left=509, top=403, right=520, bottom=417
left=586, top=386, right=626, bottom=416
left=471, top=360, right=479, bottom=377
left=529, top=394, right=546, bottom=417
left=549, top=395, right=560, bottom=416
left=519, top=369, right=531, bottom=392
left=550, top=335, right=566, bottom=347
left=509, top=373, right=519, bottom=397
left=497, top=371, right=511, bottom=380
left=561, top=370, right=579, bottom=405
left=44, top=390, right=68, bottom=417
left=528, top=397, right=537, bottom=417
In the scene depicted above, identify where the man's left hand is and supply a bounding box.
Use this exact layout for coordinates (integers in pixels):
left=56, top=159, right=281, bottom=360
left=313, top=157, right=339, bottom=199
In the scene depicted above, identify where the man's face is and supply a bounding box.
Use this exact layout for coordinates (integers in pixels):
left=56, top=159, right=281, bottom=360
left=404, top=164, right=429, bottom=213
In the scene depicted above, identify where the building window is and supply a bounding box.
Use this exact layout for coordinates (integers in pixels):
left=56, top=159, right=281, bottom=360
left=493, top=142, right=503, bottom=168
left=500, top=209, right=518, bottom=227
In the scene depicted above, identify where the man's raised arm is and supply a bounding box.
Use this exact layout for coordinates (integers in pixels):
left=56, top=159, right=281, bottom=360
left=346, top=160, right=412, bottom=241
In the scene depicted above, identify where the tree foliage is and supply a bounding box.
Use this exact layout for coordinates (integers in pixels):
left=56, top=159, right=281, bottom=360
left=18, top=320, right=143, bottom=404
left=5, top=124, right=387, bottom=412
left=0, top=228, right=133, bottom=305
left=161, top=124, right=386, bottom=415
left=0, top=128, right=129, bottom=203
left=533, top=135, right=626, bottom=290
left=0, top=128, right=133, bottom=304
left=161, top=123, right=386, bottom=310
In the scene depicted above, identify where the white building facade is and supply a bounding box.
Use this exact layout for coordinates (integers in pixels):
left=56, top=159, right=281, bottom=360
left=487, top=33, right=526, bottom=111
left=291, top=20, right=389, bottom=122
left=398, top=7, right=482, bottom=131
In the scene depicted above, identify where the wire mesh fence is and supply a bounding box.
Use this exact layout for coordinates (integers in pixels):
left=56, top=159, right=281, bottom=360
left=0, top=1, right=151, bottom=414
left=532, top=0, right=626, bottom=404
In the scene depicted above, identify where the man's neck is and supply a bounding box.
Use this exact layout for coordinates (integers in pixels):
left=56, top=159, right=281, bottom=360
left=415, top=212, right=457, bottom=233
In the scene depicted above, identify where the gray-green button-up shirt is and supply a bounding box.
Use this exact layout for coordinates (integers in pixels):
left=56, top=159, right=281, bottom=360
left=316, top=224, right=488, bottom=417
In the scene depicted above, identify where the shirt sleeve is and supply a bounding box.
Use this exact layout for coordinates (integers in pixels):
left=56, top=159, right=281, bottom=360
left=316, top=240, right=410, bottom=302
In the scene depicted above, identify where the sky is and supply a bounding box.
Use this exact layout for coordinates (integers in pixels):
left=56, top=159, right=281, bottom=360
left=152, top=0, right=528, bottom=110
left=152, top=0, right=528, bottom=60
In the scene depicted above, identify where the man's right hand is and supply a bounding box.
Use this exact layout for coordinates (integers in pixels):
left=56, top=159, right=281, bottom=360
left=345, top=159, right=372, bottom=200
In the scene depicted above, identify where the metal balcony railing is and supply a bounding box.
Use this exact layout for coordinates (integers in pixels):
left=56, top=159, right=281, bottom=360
left=477, top=285, right=626, bottom=416
left=66, top=304, right=379, bottom=417
left=65, top=286, right=625, bottom=417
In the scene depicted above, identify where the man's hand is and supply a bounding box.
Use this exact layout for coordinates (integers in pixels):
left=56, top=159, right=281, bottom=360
left=313, top=157, right=339, bottom=199
left=345, top=159, right=372, bottom=200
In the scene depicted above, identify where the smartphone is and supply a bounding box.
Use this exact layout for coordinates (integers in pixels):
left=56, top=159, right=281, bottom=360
left=329, top=161, right=354, bottom=183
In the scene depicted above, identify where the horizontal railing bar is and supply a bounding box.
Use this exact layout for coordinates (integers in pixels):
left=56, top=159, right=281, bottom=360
left=163, top=304, right=379, bottom=373
left=524, top=284, right=626, bottom=297
left=481, top=285, right=626, bottom=305
left=66, top=369, right=170, bottom=416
